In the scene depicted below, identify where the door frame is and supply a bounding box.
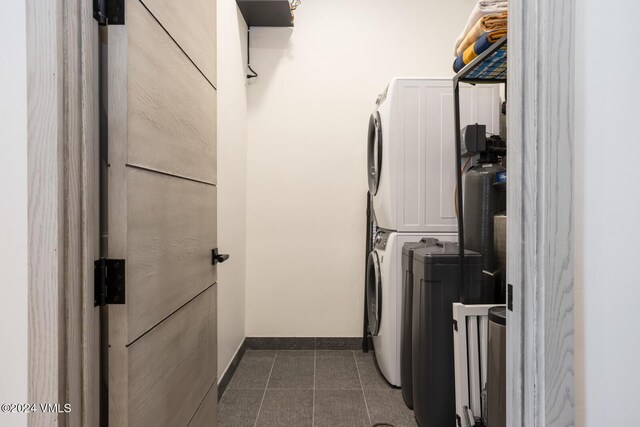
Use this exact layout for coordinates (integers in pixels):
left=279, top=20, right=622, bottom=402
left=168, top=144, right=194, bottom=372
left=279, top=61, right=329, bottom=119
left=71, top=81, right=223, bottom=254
left=26, top=0, right=99, bottom=425
left=25, top=0, right=577, bottom=425
left=507, top=0, right=575, bottom=425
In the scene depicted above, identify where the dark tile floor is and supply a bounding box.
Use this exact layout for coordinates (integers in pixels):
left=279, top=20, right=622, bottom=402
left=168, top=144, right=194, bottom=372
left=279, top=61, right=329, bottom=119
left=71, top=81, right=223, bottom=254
left=218, top=350, right=417, bottom=427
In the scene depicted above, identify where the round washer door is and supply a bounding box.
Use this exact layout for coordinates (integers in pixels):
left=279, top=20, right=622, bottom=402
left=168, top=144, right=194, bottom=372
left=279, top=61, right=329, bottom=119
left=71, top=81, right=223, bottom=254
left=366, top=250, right=382, bottom=336
left=368, top=111, right=383, bottom=195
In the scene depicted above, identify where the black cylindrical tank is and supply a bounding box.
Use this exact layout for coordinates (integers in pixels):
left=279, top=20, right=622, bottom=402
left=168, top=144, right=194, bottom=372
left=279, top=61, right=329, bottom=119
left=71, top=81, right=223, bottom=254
left=463, top=162, right=506, bottom=304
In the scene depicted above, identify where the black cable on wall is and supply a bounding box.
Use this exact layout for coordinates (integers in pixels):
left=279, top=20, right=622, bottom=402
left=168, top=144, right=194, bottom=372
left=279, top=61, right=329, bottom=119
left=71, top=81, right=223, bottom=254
left=247, top=26, right=258, bottom=79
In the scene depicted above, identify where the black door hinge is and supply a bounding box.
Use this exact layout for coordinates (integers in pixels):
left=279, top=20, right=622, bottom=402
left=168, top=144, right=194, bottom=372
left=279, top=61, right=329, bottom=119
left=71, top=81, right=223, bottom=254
left=94, top=0, right=125, bottom=25
left=507, top=283, right=513, bottom=311
left=94, top=258, right=126, bottom=307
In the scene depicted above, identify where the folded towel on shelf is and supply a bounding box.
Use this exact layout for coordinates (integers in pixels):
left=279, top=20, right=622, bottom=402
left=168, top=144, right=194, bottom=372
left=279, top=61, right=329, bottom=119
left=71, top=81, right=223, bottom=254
left=453, top=30, right=507, bottom=73
left=454, top=1, right=508, bottom=56
left=478, top=1, right=508, bottom=10
left=456, top=12, right=508, bottom=56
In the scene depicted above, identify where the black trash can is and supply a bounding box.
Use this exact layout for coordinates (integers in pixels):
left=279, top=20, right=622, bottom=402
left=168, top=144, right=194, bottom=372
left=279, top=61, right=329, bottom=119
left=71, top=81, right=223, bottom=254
left=400, top=238, right=439, bottom=410
left=487, top=306, right=506, bottom=427
left=412, top=241, right=482, bottom=427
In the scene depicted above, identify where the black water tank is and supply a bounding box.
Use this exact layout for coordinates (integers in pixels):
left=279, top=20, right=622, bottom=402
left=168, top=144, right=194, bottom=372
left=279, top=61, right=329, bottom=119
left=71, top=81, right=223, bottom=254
left=493, top=214, right=507, bottom=303
left=412, top=242, right=482, bottom=427
left=464, top=163, right=506, bottom=303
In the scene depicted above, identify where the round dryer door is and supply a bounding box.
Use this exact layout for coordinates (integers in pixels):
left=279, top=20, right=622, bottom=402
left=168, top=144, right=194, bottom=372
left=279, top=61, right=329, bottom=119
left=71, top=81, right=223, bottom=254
left=366, top=250, right=382, bottom=336
left=368, top=111, right=383, bottom=195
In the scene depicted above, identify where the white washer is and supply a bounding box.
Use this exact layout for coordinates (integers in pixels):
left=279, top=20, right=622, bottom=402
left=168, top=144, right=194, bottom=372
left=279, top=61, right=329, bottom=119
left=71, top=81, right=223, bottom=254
left=367, top=230, right=457, bottom=386
left=368, top=78, right=501, bottom=232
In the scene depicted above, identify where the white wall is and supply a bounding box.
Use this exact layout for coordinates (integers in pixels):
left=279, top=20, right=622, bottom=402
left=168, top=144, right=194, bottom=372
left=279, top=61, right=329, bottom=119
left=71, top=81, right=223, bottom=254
left=575, top=1, right=640, bottom=425
left=0, top=2, right=28, bottom=426
left=245, top=0, right=475, bottom=336
left=217, top=0, right=249, bottom=378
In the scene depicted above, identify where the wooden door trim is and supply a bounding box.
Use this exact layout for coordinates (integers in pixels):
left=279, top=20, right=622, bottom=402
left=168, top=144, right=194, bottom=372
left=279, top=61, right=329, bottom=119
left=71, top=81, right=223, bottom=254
left=507, top=0, right=575, bottom=425
left=26, top=1, right=64, bottom=424
left=26, top=0, right=99, bottom=425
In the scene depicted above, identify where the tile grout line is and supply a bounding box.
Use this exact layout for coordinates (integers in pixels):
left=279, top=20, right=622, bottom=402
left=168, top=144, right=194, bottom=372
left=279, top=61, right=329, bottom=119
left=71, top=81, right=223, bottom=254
left=253, top=351, right=277, bottom=427
left=312, top=349, right=316, bottom=427
left=354, top=351, right=373, bottom=427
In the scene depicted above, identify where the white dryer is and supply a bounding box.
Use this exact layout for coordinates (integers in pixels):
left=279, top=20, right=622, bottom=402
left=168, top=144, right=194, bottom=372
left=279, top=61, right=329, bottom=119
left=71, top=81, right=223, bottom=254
left=367, top=229, right=457, bottom=386
left=368, top=78, right=501, bottom=232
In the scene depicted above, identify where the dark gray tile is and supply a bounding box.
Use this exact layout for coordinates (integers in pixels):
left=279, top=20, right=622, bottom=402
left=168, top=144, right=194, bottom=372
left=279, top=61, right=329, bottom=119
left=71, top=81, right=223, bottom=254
left=315, top=355, right=361, bottom=389
left=355, top=353, right=393, bottom=390
left=365, top=389, right=418, bottom=427
left=314, top=389, right=369, bottom=427
left=267, top=354, right=314, bottom=388
left=228, top=353, right=275, bottom=389
left=246, top=337, right=316, bottom=350
left=276, top=350, right=315, bottom=358
left=244, top=349, right=277, bottom=358
left=218, top=389, right=263, bottom=427
left=316, top=350, right=355, bottom=359
left=316, top=337, right=361, bottom=350
left=255, top=389, right=313, bottom=427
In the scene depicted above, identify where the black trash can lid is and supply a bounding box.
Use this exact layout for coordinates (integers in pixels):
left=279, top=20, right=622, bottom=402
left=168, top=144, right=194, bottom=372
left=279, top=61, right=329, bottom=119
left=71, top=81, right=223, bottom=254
left=401, top=238, right=440, bottom=257
left=413, top=241, right=482, bottom=265
left=488, top=306, right=507, bottom=326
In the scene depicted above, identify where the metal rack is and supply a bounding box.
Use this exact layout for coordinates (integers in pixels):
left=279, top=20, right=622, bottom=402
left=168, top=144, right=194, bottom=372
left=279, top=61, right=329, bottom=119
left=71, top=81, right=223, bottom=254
left=452, top=35, right=507, bottom=427
left=236, top=0, right=294, bottom=27
left=235, top=1, right=295, bottom=78
left=362, top=192, right=374, bottom=352
left=452, top=35, right=508, bottom=293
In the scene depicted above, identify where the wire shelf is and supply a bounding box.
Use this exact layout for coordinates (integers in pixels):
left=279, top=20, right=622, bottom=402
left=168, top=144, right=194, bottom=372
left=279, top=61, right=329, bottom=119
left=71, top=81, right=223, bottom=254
left=455, top=36, right=507, bottom=84
left=451, top=35, right=507, bottom=284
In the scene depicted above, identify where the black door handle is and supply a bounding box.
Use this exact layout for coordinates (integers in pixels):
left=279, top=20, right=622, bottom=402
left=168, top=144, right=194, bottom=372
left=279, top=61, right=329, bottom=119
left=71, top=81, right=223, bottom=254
left=212, top=248, right=230, bottom=265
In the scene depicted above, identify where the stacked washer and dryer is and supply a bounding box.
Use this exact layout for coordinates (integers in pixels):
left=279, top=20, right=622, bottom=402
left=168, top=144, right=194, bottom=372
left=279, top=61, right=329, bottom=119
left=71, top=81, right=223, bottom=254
left=365, top=78, right=500, bottom=388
